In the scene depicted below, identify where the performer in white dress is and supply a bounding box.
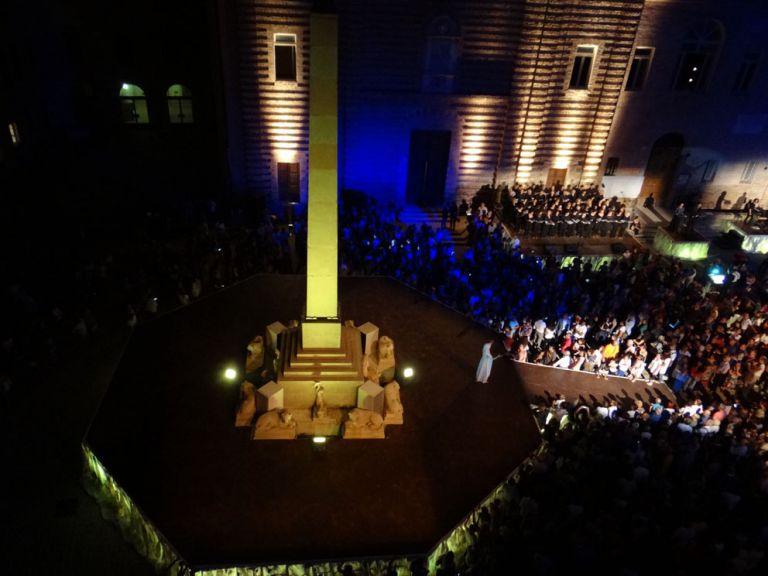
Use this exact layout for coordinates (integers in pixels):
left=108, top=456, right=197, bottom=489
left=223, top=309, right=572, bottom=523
left=476, top=341, right=495, bottom=383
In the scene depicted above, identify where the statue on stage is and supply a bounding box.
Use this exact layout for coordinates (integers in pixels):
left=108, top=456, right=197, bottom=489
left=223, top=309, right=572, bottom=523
left=246, top=336, right=265, bottom=373
left=383, top=381, right=404, bottom=425
left=363, top=335, right=396, bottom=384
left=252, top=409, right=297, bottom=440
left=343, top=408, right=385, bottom=438
left=312, top=383, right=328, bottom=420
left=235, top=381, right=257, bottom=427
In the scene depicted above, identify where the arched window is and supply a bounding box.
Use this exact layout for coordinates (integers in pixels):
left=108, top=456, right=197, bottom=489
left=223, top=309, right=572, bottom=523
left=166, top=84, right=194, bottom=124
left=673, top=20, right=724, bottom=92
left=423, top=16, right=461, bottom=93
left=119, top=83, right=149, bottom=124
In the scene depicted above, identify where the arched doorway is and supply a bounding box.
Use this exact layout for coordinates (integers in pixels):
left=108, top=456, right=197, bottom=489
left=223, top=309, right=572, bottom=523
left=640, top=133, right=684, bottom=208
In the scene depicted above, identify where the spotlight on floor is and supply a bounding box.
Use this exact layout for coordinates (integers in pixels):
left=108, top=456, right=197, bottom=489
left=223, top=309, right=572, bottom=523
left=312, top=436, right=327, bottom=452
left=403, top=367, right=414, bottom=379
left=224, top=367, right=238, bottom=381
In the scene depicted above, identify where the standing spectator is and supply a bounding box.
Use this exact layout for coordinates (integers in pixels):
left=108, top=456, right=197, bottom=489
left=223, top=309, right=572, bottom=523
left=459, top=198, right=470, bottom=218
left=670, top=202, right=686, bottom=233
left=714, top=190, right=727, bottom=211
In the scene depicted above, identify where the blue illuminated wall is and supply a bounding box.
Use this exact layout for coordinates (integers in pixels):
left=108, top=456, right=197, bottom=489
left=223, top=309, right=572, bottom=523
left=224, top=0, right=768, bottom=208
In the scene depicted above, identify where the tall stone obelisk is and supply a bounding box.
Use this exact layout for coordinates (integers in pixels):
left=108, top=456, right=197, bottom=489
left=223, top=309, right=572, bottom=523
left=302, top=8, right=341, bottom=349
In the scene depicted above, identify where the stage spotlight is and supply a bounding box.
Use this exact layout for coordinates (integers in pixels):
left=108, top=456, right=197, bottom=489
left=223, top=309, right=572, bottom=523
left=312, top=436, right=327, bottom=452
left=707, top=265, right=726, bottom=285
left=403, top=367, right=414, bottom=379
left=224, top=367, right=238, bottom=381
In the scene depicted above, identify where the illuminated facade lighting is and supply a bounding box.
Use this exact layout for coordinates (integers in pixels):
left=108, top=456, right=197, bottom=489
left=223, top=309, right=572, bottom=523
left=8, top=122, right=20, bottom=146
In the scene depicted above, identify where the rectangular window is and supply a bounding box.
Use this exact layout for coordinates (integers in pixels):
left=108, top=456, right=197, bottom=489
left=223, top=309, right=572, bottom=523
left=625, top=48, right=652, bottom=91
left=741, top=160, right=758, bottom=183
left=604, top=157, right=619, bottom=176
left=569, top=46, right=595, bottom=89
left=733, top=53, right=759, bottom=93
left=275, top=33, right=297, bottom=82
left=702, top=160, right=718, bottom=183
left=278, top=162, right=300, bottom=203
left=674, top=49, right=710, bottom=91
left=8, top=122, right=20, bottom=146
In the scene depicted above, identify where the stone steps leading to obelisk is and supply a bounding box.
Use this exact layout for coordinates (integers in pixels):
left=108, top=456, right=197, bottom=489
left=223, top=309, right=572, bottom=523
left=276, top=325, right=365, bottom=408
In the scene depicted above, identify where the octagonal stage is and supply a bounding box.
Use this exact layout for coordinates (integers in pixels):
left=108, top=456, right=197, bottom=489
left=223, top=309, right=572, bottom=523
left=85, top=276, right=541, bottom=568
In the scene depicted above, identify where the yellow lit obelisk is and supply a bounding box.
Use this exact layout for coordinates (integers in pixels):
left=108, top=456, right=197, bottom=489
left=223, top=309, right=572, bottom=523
left=302, top=10, right=341, bottom=349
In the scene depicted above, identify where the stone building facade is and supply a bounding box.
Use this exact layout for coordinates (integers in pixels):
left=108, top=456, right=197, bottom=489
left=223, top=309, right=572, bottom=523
left=219, top=0, right=768, bottom=208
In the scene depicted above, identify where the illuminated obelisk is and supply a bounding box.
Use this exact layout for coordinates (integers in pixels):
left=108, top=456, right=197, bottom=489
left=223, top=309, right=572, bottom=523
left=302, top=9, right=341, bottom=349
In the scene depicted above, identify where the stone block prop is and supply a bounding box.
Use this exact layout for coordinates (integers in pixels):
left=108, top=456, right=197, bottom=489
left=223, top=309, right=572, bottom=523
left=266, top=321, right=287, bottom=351
left=383, top=381, right=404, bottom=425
left=256, top=380, right=284, bottom=412
left=342, top=408, right=385, bottom=439
left=357, top=322, right=379, bottom=356
left=246, top=335, right=265, bottom=373
left=235, top=381, right=257, bottom=427
left=363, top=335, right=396, bottom=384
left=357, top=380, right=384, bottom=415
left=252, top=409, right=297, bottom=440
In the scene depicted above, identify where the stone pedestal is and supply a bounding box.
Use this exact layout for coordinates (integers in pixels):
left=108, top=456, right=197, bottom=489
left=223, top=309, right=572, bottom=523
left=301, top=320, right=341, bottom=349
left=256, top=381, right=284, bottom=412
left=357, top=322, right=379, bottom=356
left=357, top=380, right=384, bottom=415
left=291, top=408, right=343, bottom=436
left=312, top=407, right=343, bottom=436
left=266, top=321, right=287, bottom=350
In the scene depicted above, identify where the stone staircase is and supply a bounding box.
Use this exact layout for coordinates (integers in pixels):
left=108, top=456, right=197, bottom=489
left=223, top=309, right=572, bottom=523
left=277, top=325, right=364, bottom=409
left=397, top=205, right=469, bottom=255
left=632, top=205, right=666, bottom=248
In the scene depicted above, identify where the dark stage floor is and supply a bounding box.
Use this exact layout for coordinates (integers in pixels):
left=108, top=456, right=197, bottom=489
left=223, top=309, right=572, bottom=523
left=85, top=276, right=541, bottom=568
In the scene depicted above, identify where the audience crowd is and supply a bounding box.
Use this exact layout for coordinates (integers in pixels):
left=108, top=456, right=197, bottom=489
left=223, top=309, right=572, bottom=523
left=342, top=190, right=768, bottom=575
left=0, top=199, right=300, bottom=407
left=4, top=185, right=768, bottom=575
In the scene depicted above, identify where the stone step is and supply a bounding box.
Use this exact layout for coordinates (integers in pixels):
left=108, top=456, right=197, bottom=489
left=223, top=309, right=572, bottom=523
left=277, top=328, right=300, bottom=377
left=283, top=365, right=360, bottom=380
left=296, top=349, right=349, bottom=360
left=289, top=360, right=355, bottom=368
left=279, top=373, right=362, bottom=383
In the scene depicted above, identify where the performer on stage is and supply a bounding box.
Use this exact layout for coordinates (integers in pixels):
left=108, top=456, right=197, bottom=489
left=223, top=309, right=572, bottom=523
left=476, top=340, right=497, bottom=384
